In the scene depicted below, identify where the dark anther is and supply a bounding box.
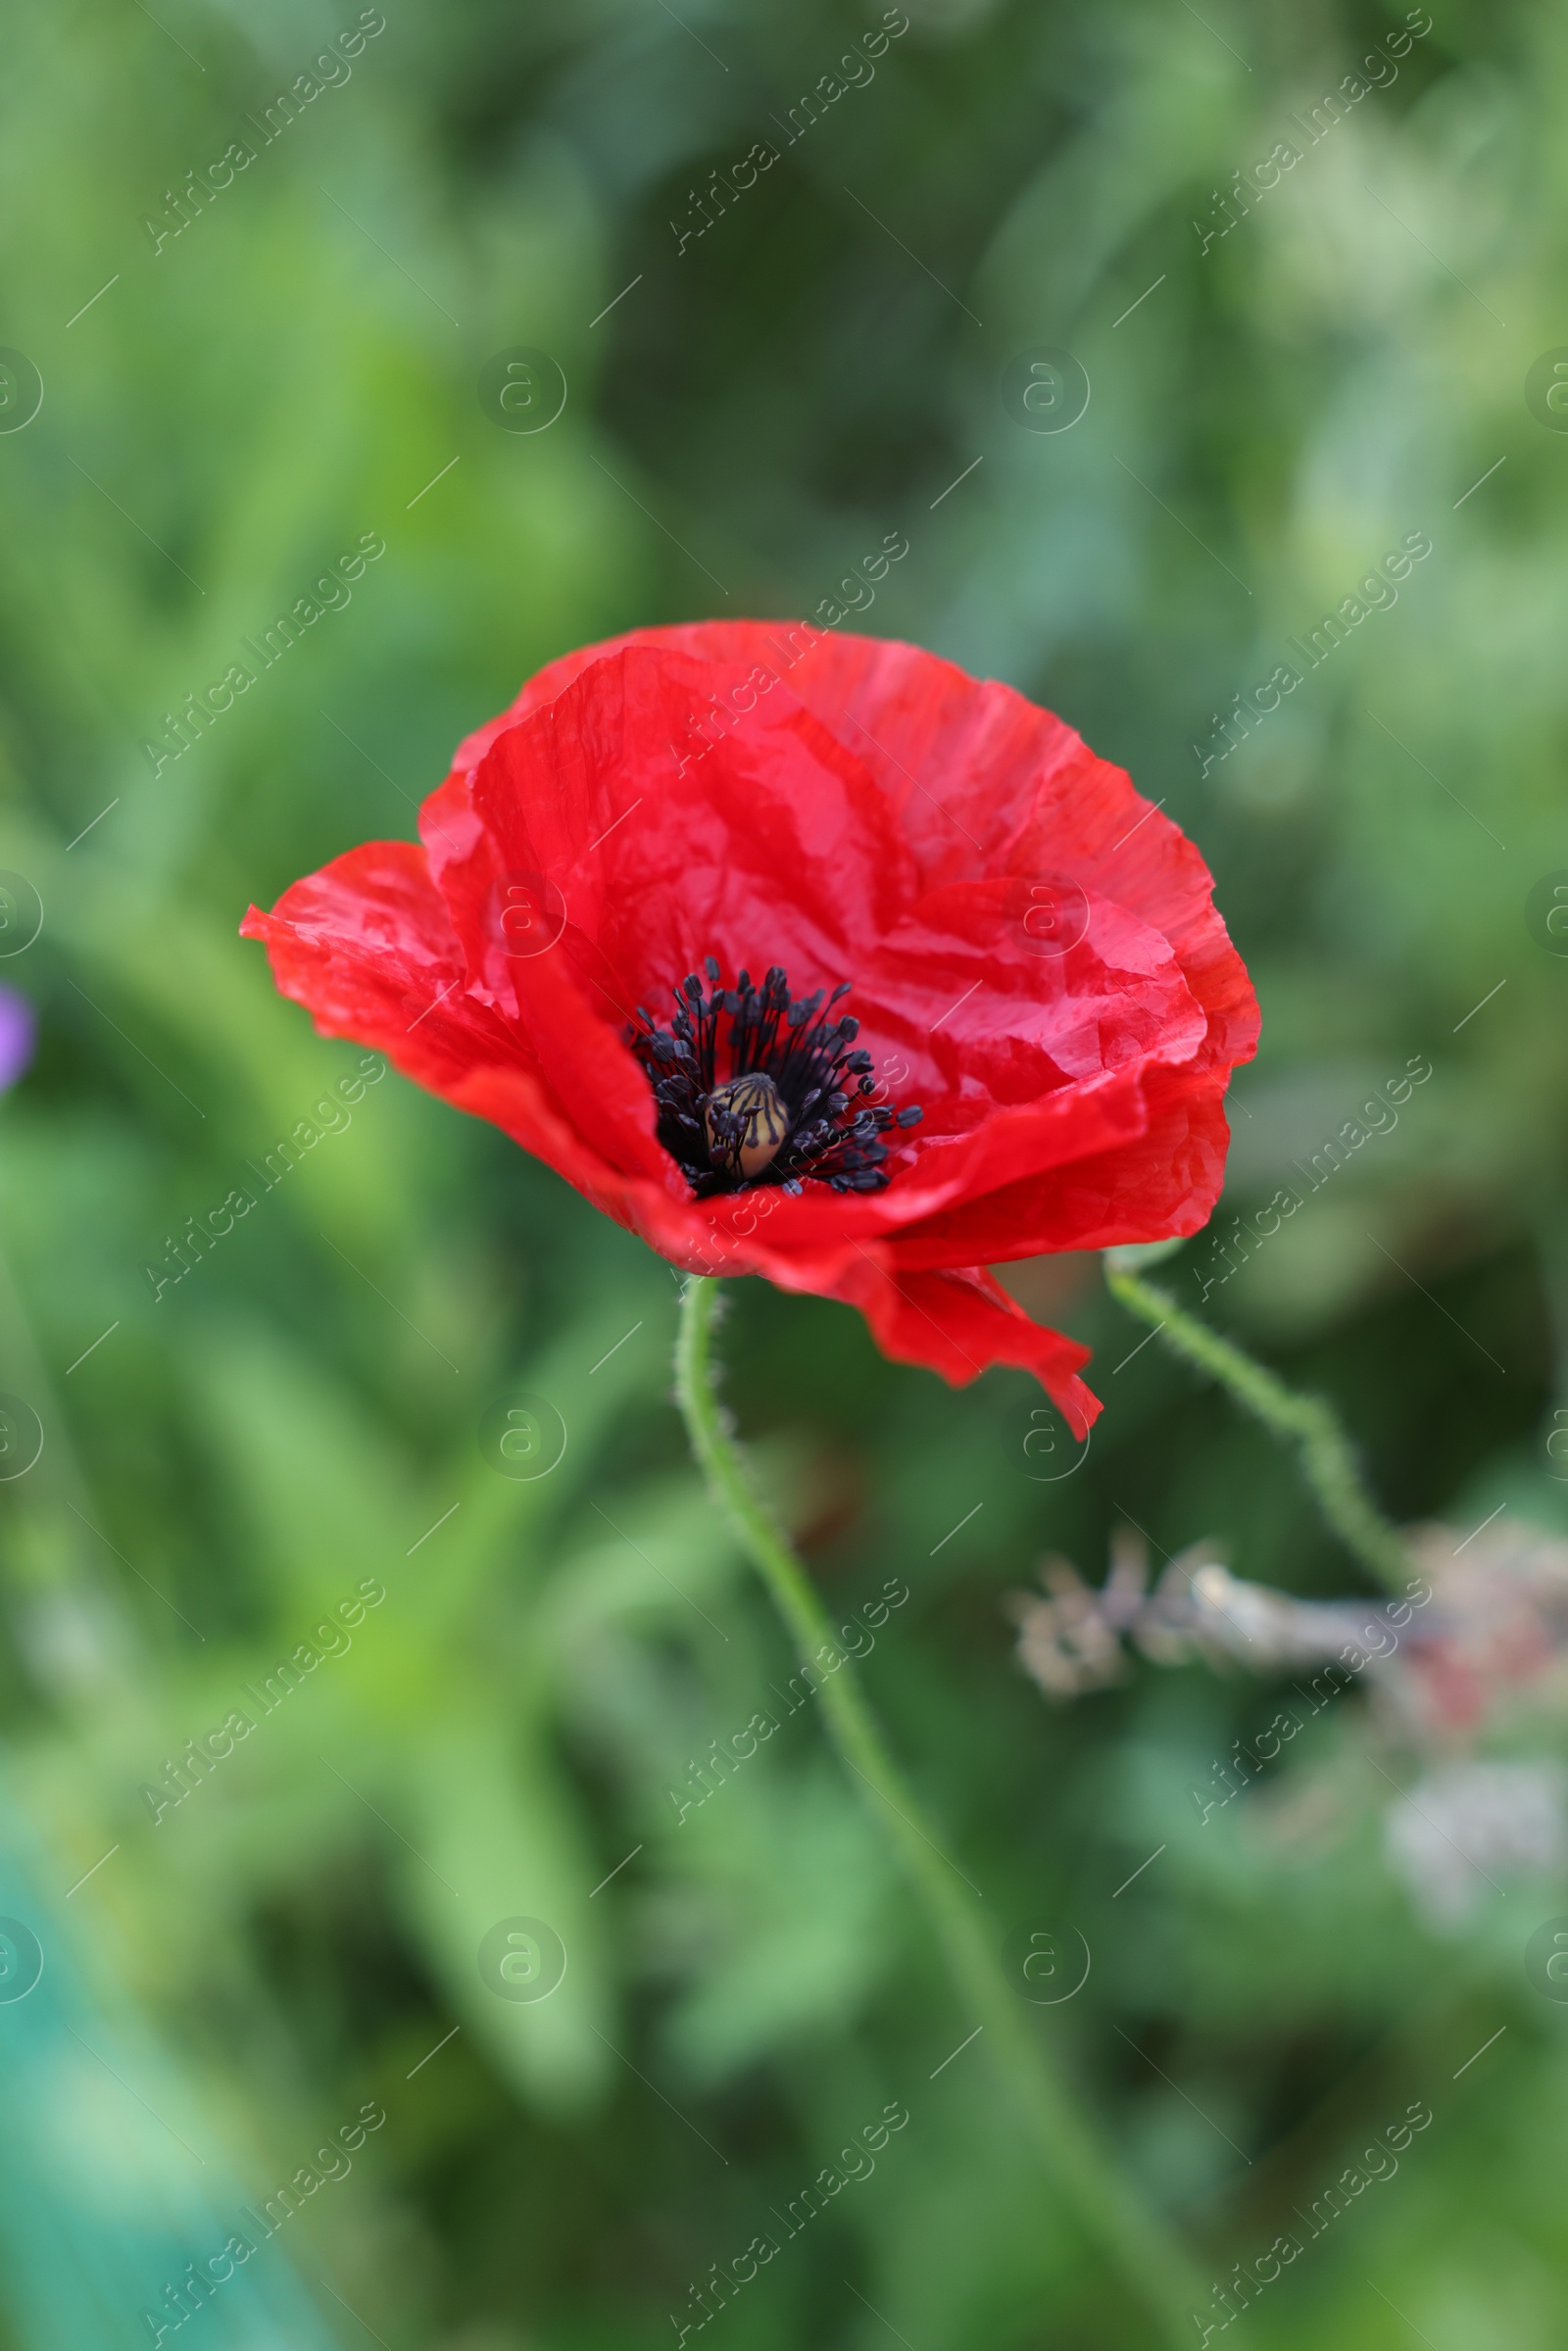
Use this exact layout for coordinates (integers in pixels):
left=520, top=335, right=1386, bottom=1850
left=629, top=960, right=924, bottom=1199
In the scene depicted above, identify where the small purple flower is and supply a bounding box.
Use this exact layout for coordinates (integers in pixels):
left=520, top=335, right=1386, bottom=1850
left=0, top=988, right=36, bottom=1093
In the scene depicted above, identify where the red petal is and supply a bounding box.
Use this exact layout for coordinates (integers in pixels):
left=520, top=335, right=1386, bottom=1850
left=246, top=621, right=1258, bottom=1413
left=444, top=619, right=1256, bottom=1079
left=417, top=638, right=1242, bottom=1258
left=820, top=1256, right=1100, bottom=1438
left=882, top=1064, right=1235, bottom=1267
left=239, top=843, right=656, bottom=1222
left=468, top=645, right=916, bottom=992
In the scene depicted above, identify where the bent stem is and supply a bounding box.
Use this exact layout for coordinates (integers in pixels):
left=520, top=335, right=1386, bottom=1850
left=674, top=1275, right=1206, bottom=2346
left=1103, top=1262, right=1409, bottom=1593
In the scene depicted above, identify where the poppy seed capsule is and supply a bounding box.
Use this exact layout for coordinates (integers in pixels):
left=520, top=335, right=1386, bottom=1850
left=704, top=1072, right=789, bottom=1180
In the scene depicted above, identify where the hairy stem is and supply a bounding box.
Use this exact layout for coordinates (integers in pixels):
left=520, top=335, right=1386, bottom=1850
left=1103, top=1262, right=1409, bottom=1593
left=674, top=1275, right=1206, bottom=2344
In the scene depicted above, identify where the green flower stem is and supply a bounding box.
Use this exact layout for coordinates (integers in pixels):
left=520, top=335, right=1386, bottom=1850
left=674, top=1276, right=1206, bottom=2345
left=1102, top=1262, right=1409, bottom=1593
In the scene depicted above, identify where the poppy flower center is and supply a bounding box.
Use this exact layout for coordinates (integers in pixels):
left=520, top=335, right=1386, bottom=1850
left=630, top=959, right=922, bottom=1199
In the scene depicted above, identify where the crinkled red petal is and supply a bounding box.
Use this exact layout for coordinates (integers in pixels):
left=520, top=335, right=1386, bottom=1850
left=243, top=621, right=1260, bottom=1417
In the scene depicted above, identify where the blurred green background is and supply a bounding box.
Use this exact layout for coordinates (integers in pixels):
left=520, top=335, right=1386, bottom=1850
left=0, top=0, right=1564, bottom=2343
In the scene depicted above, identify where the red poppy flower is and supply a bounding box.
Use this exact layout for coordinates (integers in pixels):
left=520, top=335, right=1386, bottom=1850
left=241, top=623, right=1257, bottom=1436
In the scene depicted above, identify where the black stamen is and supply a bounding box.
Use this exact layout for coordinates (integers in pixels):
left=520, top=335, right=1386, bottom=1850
left=629, top=959, right=924, bottom=1199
